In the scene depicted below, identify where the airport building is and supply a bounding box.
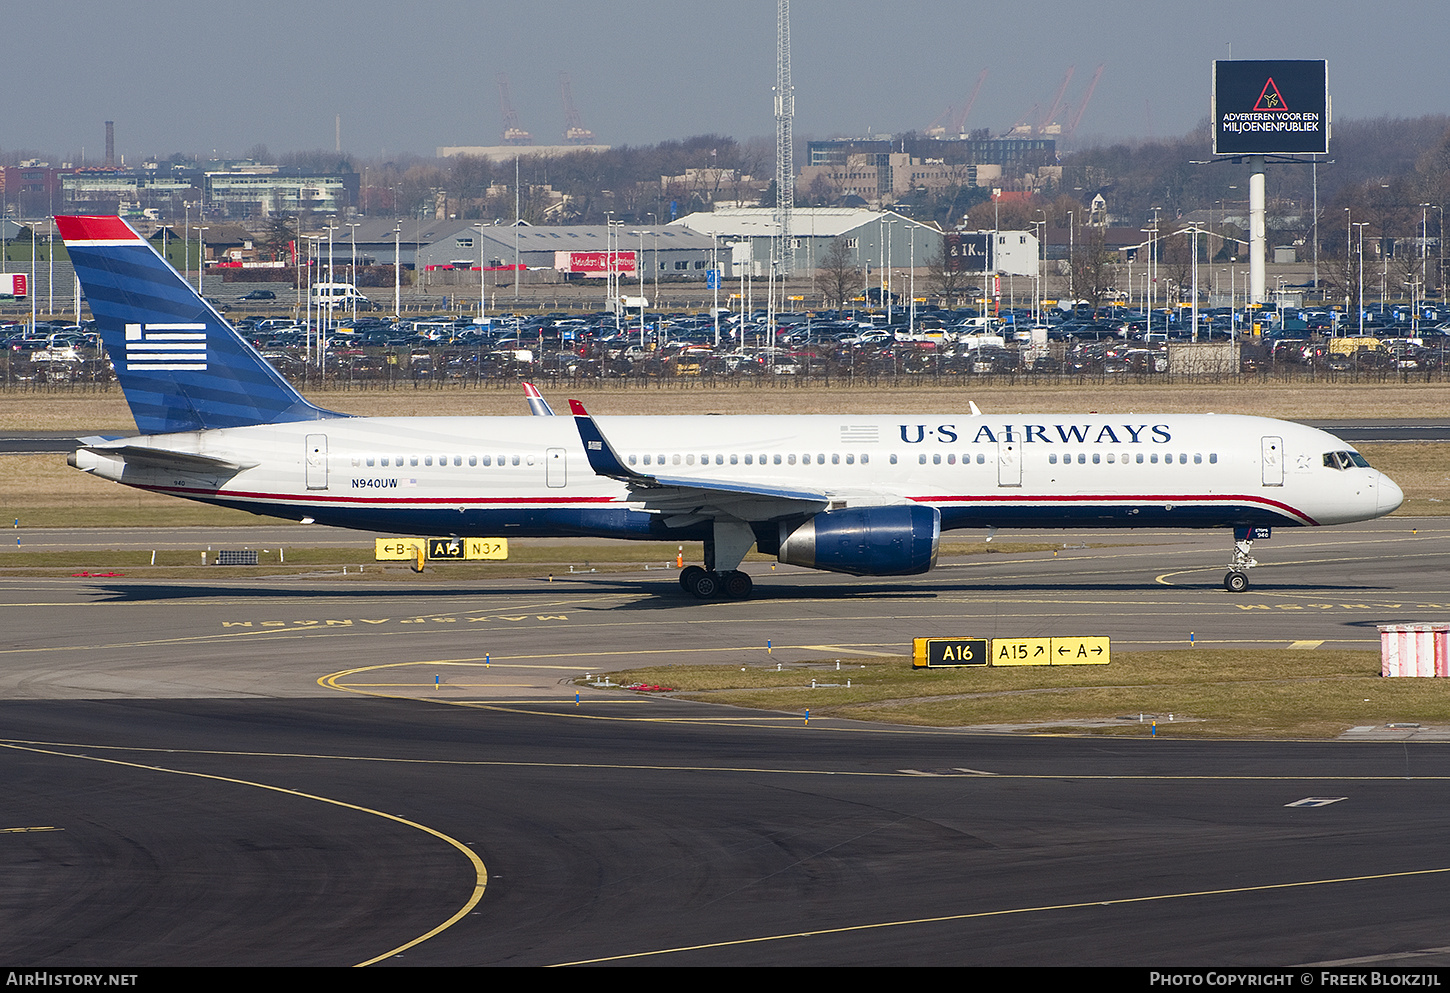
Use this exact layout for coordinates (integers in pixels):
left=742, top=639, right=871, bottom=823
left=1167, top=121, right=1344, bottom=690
left=806, top=136, right=1057, bottom=172
left=205, top=170, right=358, bottom=218
left=48, top=164, right=359, bottom=220
left=672, top=206, right=943, bottom=277
left=413, top=223, right=719, bottom=278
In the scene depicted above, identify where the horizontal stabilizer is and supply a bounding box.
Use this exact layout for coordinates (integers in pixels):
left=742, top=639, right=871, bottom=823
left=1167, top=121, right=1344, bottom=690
left=77, top=444, right=257, bottom=473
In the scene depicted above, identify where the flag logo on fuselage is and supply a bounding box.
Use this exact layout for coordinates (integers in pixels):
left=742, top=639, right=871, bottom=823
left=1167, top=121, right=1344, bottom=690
left=124, top=323, right=207, bottom=371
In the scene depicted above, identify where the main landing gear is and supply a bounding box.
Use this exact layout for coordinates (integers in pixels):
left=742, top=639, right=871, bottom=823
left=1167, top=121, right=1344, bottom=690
left=1223, top=533, right=1258, bottom=593
left=679, top=565, right=753, bottom=599
left=680, top=520, right=758, bottom=599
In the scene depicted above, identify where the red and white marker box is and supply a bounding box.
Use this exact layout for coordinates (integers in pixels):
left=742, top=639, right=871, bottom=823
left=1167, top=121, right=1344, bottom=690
left=1378, top=625, right=1450, bottom=677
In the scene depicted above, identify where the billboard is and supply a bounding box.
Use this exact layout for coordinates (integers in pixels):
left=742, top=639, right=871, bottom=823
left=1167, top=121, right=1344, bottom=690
left=553, top=250, right=635, bottom=274
left=1213, top=60, right=1328, bottom=155
left=0, top=273, right=26, bottom=299
left=944, top=233, right=990, bottom=273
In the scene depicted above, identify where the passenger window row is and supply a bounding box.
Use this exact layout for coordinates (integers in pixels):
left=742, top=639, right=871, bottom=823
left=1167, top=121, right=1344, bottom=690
left=1049, top=452, right=1217, bottom=465
left=358, top=454, right=527, bottom=467
left=625, top=453, right=871, bottom=467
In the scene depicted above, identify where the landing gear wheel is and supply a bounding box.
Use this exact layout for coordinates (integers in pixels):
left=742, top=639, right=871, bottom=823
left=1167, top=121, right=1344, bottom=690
left=1224, top=571, right=1249, bottom=593
left=688, top=570, right=722, bottom=599
left=722, top=570, right=753, bottom=599
left=679, top=565, right=705, bottom=592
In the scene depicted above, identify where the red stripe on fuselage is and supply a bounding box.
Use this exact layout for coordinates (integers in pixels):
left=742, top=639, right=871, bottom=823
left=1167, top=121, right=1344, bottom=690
left=911, top=492, right=1319, bottom=525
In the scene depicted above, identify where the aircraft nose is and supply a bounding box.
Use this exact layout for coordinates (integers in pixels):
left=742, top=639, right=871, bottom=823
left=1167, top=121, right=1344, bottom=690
left=1377, top=472, right=1404, bottom=516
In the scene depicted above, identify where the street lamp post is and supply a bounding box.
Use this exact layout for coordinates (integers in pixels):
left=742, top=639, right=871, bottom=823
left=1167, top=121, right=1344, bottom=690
left=1190, top=226, right=1201, bottom=342
left=183, top=201, right=193, bottom=287
left=347, top=222, right=360, bottom=324
left=1344, top=208, right=1353, bottom=330
left=648, top=212, right=659, bottom=309
left=908, top=225, right=916, bottom=335
left=1033, top=209, right=1046, bottom=324
left=1067, top=210, right=1075, bottom=302
left=885, top=218, right=895, bottom=323
left=1417, top=203, right=1431, bottom=330
left=604, top=212, right=617, bottom=328
left=29, top=221, right=36, bottom=336
left=196, top=226, right=207, bottom=295
left=1353, top=222, right=1368, bottom=336
left=630, top=228, right=645, bottom=349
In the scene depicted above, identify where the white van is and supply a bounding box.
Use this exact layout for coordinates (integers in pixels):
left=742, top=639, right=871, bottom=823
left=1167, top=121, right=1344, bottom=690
left=309, top=282, right=373, bottom=310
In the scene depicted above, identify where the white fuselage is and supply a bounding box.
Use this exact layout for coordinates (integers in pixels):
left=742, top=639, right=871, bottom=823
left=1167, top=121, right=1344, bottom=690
left=73, top=413, right=1402, bottom=542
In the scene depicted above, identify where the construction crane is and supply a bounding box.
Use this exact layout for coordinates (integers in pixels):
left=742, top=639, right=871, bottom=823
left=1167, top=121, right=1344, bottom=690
left=925, top=68, right=988, bottom=138
left=1063, top=64, right=1105, bottom=138
left=495, top=72, right=533, bottom=146
left=1038, top=65, right=1076, bottom=134
left=1006, top=104, right=1039, bottom=137
left=559, top=72, right=595, bottom=144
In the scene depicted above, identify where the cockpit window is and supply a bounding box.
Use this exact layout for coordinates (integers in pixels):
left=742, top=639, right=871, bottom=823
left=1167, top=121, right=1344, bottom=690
left=1323, top=450, right=1371, bottom=470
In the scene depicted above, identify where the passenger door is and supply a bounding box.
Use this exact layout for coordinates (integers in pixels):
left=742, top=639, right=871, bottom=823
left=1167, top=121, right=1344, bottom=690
left=1261, top=436, right=1283, bottom=487
left=305, top=434, right=328, bottom=490
left=546, top=447, right=566, bottom=488
left=997, top=439, right=1022, bottom=487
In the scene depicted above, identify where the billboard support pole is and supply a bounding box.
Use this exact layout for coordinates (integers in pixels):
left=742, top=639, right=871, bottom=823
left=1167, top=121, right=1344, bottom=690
left=1249, top=155, right=1266, bottom=305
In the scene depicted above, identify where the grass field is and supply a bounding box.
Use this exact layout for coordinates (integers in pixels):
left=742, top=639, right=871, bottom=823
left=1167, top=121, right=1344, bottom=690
left=6, top=379, right=1450, bottom=429
left=596, top=650, right=1445, bottom=739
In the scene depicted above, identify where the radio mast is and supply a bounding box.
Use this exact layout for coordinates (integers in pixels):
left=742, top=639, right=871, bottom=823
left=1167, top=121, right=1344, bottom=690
left=774, top=0, right=794, bottom=275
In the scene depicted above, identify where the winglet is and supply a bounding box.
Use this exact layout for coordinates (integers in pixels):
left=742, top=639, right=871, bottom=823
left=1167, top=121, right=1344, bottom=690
left=569, top=400, right=644, bottom=481
left=522, top=383, right=555, bottom=416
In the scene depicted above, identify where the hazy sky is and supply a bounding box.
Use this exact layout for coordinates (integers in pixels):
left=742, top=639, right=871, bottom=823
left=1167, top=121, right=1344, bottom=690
left=8, top=0, right=1448, bottom=163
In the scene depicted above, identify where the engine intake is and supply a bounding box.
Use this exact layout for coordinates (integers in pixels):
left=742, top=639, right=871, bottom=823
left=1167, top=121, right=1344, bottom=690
left=778, top=505, right=940, bottom=576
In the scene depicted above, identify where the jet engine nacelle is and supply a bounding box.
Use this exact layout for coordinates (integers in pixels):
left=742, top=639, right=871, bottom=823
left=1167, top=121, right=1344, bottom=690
left=777, top=505, right=940, bottom=576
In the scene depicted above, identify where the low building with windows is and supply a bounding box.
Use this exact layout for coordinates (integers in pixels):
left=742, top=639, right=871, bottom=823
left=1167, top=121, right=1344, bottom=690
left=672, top=206, right=943, bottom=278
left=413, top=223, right=719, bottom=280
left=205, top=169, right=358, bottom=218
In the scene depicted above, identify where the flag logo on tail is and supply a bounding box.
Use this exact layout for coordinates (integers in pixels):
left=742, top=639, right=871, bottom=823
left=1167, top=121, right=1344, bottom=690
left=124, top=323, right=207, bottom=371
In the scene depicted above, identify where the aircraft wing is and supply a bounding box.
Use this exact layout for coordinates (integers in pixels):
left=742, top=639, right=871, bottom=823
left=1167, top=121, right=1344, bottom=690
left=569, top=400, right=831, bottom=525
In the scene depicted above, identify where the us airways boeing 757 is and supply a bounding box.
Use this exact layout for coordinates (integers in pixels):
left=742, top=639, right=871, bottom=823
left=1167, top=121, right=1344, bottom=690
left=58, top=214, right=1402, bottom=599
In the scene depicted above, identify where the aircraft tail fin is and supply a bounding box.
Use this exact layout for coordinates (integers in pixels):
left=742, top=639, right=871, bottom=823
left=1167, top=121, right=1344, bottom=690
left=56, top=215, right=344, bottom=435
left=522, top=382, right=555, bottom=416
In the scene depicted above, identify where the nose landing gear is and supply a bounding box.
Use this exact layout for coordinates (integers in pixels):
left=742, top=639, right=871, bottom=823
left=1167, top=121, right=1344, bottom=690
left=1223, top=528, right=1265, bottom=593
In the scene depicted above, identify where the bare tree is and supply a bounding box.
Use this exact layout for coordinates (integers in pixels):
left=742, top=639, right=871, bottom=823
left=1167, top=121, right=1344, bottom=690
left=1068, top=225, right=1116, bottom=311
left=925, top=243, right=967, bottom=306
left=819, top=238, right=859, bottom=307
left=259, top=214, right=295, bottom=263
